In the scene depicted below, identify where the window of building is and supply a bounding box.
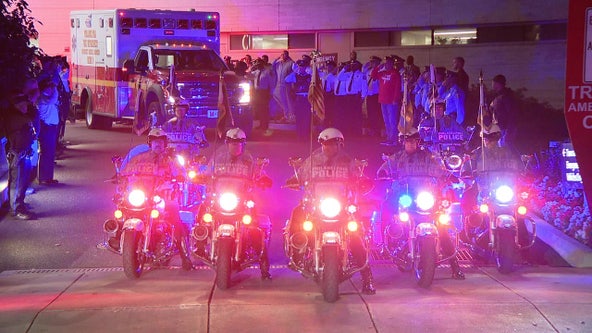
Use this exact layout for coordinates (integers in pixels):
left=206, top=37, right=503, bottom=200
left=354, top=30, right=432, bottom=47
left=354, top=31, right=390, bottom=47
left=434, top=28, right=477, bottom=45
left=401, top=30, right=432, bottom=46
left=288, top=33, right=315, bottom=49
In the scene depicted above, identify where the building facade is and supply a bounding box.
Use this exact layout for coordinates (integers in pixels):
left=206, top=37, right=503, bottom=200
left=28, top=0, right=568, bottom=108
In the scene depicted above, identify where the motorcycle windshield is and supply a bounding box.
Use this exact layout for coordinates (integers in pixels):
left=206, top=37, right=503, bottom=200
left=476, top=170, right=518, bottom=190
left=310, top=181, right=349, bottom=200
left=213, top=176, right=251, bottom=194
left=392, top=176, right=438, bottom=193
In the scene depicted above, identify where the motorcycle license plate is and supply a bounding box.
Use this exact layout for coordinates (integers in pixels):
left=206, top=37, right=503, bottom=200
left=207, top=110, right=219, bottom=118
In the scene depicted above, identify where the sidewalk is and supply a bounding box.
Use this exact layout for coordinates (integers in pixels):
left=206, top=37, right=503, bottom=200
left=0, top=138, right=8, bottom=208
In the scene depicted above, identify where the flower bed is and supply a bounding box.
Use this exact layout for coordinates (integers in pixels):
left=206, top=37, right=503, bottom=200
left=530, top=175, right=592, bottom=248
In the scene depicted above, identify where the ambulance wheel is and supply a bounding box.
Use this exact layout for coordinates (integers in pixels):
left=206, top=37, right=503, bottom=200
left=85, top=99, right=112, bottom=130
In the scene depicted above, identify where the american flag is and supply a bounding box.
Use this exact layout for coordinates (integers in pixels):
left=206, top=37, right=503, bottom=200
left=308, top=58, right=325, bottom=121
left=216, top=72, right=234, bottom=139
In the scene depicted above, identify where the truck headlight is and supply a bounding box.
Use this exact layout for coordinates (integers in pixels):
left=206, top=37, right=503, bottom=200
left=239, top=82, right=251, bottom=104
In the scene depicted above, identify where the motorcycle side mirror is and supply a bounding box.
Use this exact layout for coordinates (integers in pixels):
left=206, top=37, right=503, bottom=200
left=256, top=157, right=270, bottom=167
left=194, top=154, right=208, bottom=165
left=288, top=157, right=303, bottom=167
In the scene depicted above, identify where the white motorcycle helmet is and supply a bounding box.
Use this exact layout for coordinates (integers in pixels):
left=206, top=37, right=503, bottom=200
left=148, top=127, right=168, bottom=146
left=318, top=127, right=344, bottom=145
left=225, top=127, right=247, bottom=143
left=481, top=123, right=502, bottom=140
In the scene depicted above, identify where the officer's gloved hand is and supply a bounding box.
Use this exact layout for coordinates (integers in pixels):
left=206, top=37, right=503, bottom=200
left=285, top=176, right=301, bottom=190
left=256, top=175, right=273, bottom=189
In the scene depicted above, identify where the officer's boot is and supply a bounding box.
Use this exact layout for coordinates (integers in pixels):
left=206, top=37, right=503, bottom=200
left=260, top=250, right=272, bottom=280
left=177, top=236, right=193, bottom=271
left=450, top=258, right=465, bottom=280
left=361, top=267, right=376, bottom=295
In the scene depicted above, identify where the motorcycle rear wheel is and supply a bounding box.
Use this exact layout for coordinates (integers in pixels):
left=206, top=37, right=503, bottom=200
left=414, top=236, right=437, bottom=288
left=321, top=246, right=340, bottom=303
left=496, top=229, right=517, bottom=274
left=216, top=237, right=234, bottom=290
left=122, top=230, right=144, bottom=279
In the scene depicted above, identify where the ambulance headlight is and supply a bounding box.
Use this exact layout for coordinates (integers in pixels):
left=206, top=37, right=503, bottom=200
left=238, top=82, right=251, bottom=104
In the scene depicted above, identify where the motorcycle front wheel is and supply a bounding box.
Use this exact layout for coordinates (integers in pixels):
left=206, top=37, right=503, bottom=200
left=496, top=228, right=517, bottom=274
left=321, top=246, right=340, bottom=303
left=414, top=236, right=436, bottom=288
left=216, top=237, right=234, bottom=289
left=122, top=230, right=144, bottom=279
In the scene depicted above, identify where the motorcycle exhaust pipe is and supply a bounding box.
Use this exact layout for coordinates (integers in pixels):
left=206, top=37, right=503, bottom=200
left=290, top=232, right=308, bottom=250
left=103, top=219, right=119, bottom=234
left=192, top=225, right=209, bottom=241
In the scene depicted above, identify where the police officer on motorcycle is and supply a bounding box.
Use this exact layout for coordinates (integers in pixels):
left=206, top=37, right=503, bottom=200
left=460, top=124, right=523, bottom=222
left=285, top=128, right=376, bottom=294
left=377, top=128, right=465, bottom=280
left=201, top=127, right=273, bottom=280
left=161, top=102, right=209, bottom=157
left=120, top=128, right=194, bottom=270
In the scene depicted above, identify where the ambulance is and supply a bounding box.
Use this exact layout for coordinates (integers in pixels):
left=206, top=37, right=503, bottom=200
left=69, top=9, right=252, bottom=133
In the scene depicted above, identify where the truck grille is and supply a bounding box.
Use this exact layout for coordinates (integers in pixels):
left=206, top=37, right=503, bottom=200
left=177, top=81, right=242, bottom=118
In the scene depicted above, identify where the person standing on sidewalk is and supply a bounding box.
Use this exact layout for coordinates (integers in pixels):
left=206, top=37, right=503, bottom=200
left=3, top=92, right=37, bottom=220
left=36, top=78, right=60, bottom=185
left=272, top=50, right=295, bottom=123
left=371, top=56, right=402, bottom=146
left=250, top=57, right=275, bottom=136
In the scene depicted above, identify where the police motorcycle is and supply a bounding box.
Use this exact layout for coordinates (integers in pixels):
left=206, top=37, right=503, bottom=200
left=103, top=149, right=192, bottom=278
left=374, top=136, right=459, bottom=288
left=461, top=164, right=536, bottom=274
left=418, top=103, right=474, bottom=180
left=459, top=75, right=537, bottom=274
left=284, top=156, right=373, bottom=303
left=191, top=152, right=272, bottom=290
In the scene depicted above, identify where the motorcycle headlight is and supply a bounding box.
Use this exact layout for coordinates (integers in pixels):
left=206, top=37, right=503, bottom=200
left=494, top=185, right=514, bottom=204
left=319, top=197, right=341, bottom=218
left=416, top=191, right=435, bottom=211
left=445, top=154, right=462, bottom=169
left=398, top=194, right=413, bottom=208
left=219, top=192, right=239, bottom=211
left=128, top=189, right=146, bottom=207
left=238, top=82, right=251, bottom=104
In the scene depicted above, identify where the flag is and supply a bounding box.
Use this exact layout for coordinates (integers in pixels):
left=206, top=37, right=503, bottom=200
left=398, top=73, right=415, bottom=134
left=308, top=59, right=325, bottom=121
left=216, top=72, right=233, bottom=139
left=476, top=70, right=494, bottom=132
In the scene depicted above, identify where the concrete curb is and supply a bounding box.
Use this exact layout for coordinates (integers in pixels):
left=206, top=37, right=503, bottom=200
left=531, top=215, right=592, bottom=268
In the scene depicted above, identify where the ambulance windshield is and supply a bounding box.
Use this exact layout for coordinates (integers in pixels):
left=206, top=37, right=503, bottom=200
left=154, top=49, right=226, bottom=71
